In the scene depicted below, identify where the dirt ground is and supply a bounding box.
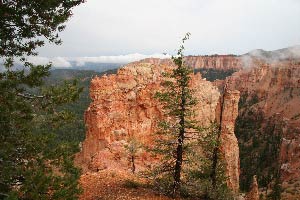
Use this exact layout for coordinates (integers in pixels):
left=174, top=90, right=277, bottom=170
left=79, top=169, right=172, bottom=200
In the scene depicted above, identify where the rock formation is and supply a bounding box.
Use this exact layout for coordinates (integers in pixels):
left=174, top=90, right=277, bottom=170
left=76, top=58, right=242, bottom=195
left=185, top=55, right=242, bottom=70
left=245, top=176, right=259, bottom=200
left=226, top=59, right=300, bottom=198
left=76, top=46, right=300, bottom=198
left=133, top=55, right=242, bottom=70
left=216, top=89, right=241, bottom=194
left=78, top=60, right=223, bottom=172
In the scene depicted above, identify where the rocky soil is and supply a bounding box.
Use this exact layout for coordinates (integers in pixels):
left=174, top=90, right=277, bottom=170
left=79, top=170, right=171, bottom=200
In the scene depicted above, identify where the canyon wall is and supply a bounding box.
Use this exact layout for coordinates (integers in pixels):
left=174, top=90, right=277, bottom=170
left=226, top=60, right=300, bottom=198
left=77, top=48, right=300, bottom=198
left=77, top=59, right=241, bottom=192
left=134, top=55, right=242, bottom=70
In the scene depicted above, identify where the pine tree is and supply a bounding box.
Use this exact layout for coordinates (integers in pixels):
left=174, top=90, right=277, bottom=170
left=0, top=1, right=84, bottom=199
left=188, top=123, right=233, bottom=200
left=150, top=33, right=200, bottom=197
left=125, top=136, right=142, bottom=174
left=149, top=35, right=233, bottom=199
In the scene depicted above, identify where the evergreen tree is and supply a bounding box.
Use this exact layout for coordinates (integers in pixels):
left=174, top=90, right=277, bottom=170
left=0, top=0, right=84, bottom=199
left=188, top=123, right=233, bottom=200
left=149, top=34, right=233, bottom=199
left=125, top=136, right=142, bottom=174
left=150, top=33, right=200, bottom=197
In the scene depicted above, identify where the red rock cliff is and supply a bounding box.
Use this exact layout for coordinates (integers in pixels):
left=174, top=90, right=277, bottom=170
left=77, top=59, right=241, bottom=193
left=78, top=61, right=221, bottom=171
left=226, top=59, right=300, bottom=198
left=135, top=55, right=242, bottom=70
left=216, top=89, right=241, bottom=194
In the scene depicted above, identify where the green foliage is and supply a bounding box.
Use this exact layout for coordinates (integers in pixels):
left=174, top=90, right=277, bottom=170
left=194, top=68, right=237, bottom=81
left=148, top=34, right=233, bottom=199
left=186, top=123, right=233, bottom=200
left=268, top=172, right=282, bottom=200
left=0, top=0, right=84, bottom=199
left=0, top=0, right=84, bottom=57
left=149, top=33, right=201, bottom=197
left=0, top=77, right=83, bottom=199
left=123, top=179, right=141, bottom=189
left=235, top=94, right=283, bottom=199
left=124, top=137, right=142, bottom=174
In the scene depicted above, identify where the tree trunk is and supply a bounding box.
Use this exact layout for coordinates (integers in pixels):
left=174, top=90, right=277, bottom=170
left=172, top=84, right=186, bottom=198
left=172, top=129, right=184, bottom=197
left=131, top=155, right=135, bottom=174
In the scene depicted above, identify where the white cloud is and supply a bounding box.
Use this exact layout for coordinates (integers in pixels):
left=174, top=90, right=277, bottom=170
left=51, top=57, right=72, bottom=68
left=26, top=56, right=71, bottom=68
left=69, top=53, right=171, bottom=66
left=22, top=54, right=171, bottom=68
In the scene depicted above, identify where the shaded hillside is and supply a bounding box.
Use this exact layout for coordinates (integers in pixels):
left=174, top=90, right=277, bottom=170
left=64, top=62, right=123, bottom=72
left=227, top=61, right=300, bottom=199
left=45, top=68, right=118, bottom=117
left=42, top=68, right=118, bottom=143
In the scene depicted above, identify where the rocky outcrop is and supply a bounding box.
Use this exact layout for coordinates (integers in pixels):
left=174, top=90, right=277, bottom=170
left=80, top=62, right=166, bottom=171
left=134, top=55, right=242, bottom=70
left=216, top=89, right=241, bottom=194
left=77, top=61, right=222, bottom=172
left=77, top=59, right=242, bottom=195
left=245, top=176, right=259, bottom=200
left=185, top=55, right=242, bottom=70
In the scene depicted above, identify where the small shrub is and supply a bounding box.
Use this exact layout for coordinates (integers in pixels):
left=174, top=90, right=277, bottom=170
left=123, top=179, right=141, bottom=189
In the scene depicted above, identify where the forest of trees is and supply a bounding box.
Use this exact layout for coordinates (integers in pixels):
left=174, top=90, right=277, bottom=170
left=235, top=93, right=283, bottom=199
left=194, top=68, right=237, bottom=81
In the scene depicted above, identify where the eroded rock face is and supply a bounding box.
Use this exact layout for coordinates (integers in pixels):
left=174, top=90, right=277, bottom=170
left=80, top=63, right=166, bottom=171
left=135, top=55, right=242, bottom=70
left=226, top=60, right=300, bottom=198
left=185, top=55, right=242, bottom=70
left=78, top=61, right=222, bottom=172
left=216, top=89, right=241, bottom=194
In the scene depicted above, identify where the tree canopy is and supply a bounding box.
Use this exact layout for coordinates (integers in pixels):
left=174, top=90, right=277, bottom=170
left=0, top=0, right=85, bottom=199
left=0, top=0, right=83, bottom=57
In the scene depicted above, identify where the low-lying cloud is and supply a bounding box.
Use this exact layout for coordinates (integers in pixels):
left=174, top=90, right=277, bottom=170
left=241, top=45, right=300, bottom=68
left=25, top=53, right=171, bottom=68
left=27, top=57, right=72, bottom=68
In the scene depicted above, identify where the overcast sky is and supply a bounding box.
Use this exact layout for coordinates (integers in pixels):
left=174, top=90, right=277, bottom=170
left=37, top=0, right=300, bottom=65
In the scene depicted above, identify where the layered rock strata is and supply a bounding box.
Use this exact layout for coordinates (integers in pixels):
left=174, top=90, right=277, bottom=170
left=134, top=55, right=242, bottom=70
left=227, top=62, right=300, bottom=181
